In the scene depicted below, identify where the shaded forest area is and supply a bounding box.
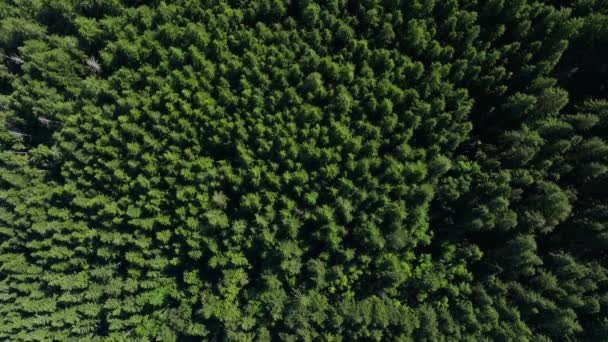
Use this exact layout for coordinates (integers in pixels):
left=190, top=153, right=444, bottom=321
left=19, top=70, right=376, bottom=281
left=0, top=0, right=607, bottom=340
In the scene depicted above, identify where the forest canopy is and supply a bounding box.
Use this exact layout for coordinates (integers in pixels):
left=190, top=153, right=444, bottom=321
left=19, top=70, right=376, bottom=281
left=0, top=0, right=607, bottom=341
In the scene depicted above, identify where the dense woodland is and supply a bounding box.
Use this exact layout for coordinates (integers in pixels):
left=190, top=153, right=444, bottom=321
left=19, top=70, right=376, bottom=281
left=0, top=0, right=607, bottom=340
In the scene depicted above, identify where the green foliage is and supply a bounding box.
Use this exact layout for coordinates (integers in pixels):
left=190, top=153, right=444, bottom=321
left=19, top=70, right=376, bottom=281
left=0, top=0, right=606, bottom=340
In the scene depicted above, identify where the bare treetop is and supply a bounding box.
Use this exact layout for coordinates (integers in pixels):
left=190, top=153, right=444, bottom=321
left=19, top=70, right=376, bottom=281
left=86, top=56, right=102, bottom=74
left=38, top=117, right=61, bottom=128
left=0, top=53, right=25, bottom=65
